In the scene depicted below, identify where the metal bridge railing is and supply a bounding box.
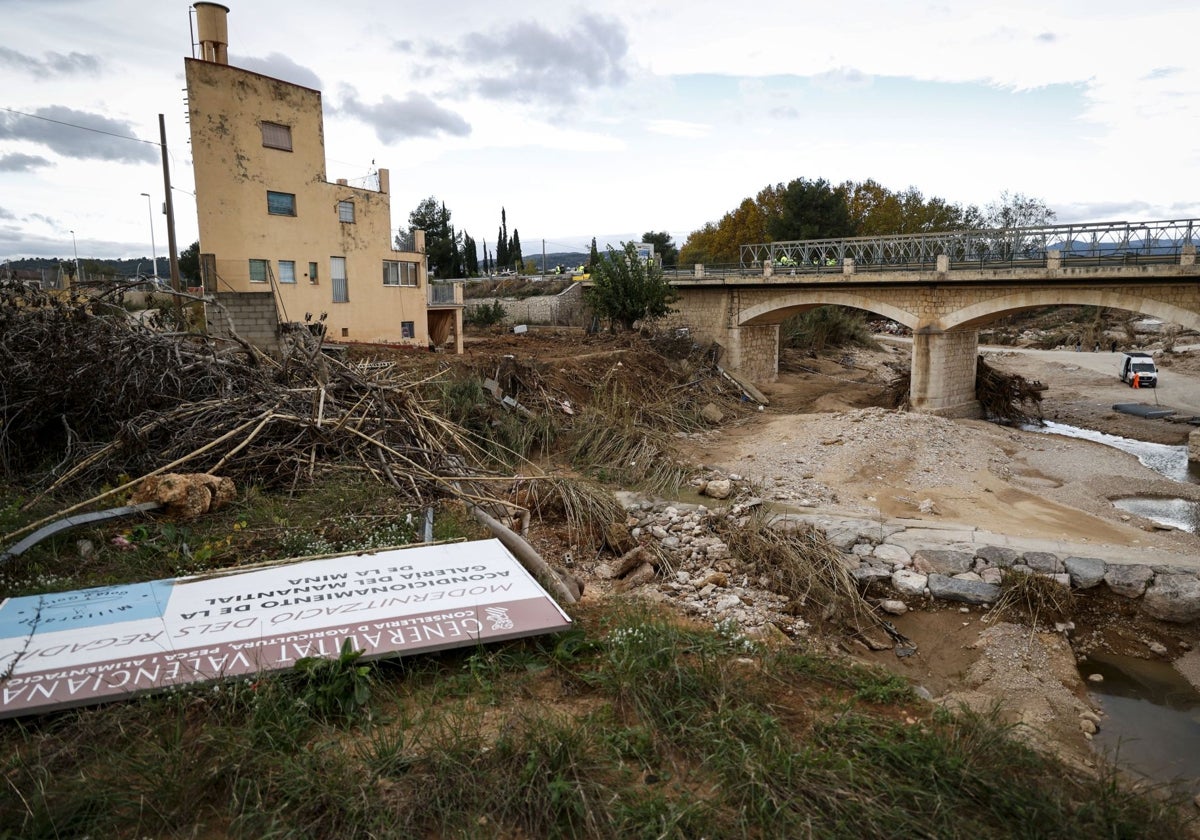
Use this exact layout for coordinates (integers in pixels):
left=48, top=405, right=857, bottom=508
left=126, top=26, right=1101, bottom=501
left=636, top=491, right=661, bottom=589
left=736, top=218, right=1200, bottom=273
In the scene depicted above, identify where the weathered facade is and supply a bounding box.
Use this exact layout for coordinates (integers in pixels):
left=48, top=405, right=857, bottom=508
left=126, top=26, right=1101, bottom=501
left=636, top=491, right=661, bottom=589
left=185, top=2, right=462, bottom=351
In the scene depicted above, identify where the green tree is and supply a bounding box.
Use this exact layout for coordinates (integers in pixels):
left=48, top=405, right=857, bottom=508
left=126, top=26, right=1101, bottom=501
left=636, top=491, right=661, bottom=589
left=410, top=196, right=461, bottom=278
left=509, top=230, right=523, bottom=271
left=767, top=177, right=856, bottom=241
left=585, top=242, right=677, bottom=331
left=496, top=207, right=509, bottom=270
left=640, top=231, right=678, bottom=267
left=587, top=237, right=599, bottom=272
left=178, top=240, right=200, bottom=285
left=462, top=232, right=479, bottom=276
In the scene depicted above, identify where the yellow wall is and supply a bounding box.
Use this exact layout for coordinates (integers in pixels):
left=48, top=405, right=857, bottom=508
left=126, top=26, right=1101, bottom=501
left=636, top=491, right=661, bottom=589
left=185, top=58, right=430, bottom=345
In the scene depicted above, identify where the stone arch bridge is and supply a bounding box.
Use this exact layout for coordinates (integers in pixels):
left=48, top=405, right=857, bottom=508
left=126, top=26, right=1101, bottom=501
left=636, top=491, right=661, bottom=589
left=665, top=220, right=1200, bottom=417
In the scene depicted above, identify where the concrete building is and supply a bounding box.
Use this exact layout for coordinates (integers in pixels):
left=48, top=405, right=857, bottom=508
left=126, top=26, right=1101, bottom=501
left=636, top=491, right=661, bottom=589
left=185, top=2, right=462, bottom=351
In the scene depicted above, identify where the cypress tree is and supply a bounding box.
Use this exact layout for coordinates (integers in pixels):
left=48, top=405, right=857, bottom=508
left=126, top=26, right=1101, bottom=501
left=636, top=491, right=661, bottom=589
left=510, top=229, right=522, bottom=271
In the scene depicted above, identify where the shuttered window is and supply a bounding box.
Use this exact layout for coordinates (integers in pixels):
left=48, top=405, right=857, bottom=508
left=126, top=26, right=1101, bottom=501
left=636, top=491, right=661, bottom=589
left=261, top=122, right=292, bottom=151
left=331, top=257, right=348, bottom=302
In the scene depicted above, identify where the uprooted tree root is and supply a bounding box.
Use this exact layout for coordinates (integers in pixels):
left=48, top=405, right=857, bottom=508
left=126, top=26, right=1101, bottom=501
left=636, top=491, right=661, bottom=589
left=886, top=354, right=1044, bottom=424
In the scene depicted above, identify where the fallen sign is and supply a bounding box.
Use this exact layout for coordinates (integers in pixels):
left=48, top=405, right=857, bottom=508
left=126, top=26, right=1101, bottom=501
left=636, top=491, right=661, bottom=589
left=0, top=538, right=571, bottom=719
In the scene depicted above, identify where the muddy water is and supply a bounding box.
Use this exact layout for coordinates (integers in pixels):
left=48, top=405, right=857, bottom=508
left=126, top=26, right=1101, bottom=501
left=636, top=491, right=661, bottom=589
left=1026, top=420, right=1200, bottom=532
left=1082, top=652, right=1200, bottom=795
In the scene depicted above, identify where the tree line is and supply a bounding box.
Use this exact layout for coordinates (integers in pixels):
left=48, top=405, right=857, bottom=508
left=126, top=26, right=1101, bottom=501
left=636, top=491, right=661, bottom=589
left=677, top=179, right=1055, bottom=266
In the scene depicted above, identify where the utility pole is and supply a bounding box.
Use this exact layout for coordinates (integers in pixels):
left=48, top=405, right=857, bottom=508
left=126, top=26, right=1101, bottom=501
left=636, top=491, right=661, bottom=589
left=159, top=113, right=185, bottom=326
left=140, top=192, right=158, bottom=280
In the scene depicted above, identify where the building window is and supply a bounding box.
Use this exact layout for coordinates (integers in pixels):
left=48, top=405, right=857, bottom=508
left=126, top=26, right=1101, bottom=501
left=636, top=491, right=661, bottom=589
left=383, top=260, right=417, bottom=287
left=401, top=321, right=415, bottom=339
left=267, top=191, right=296, bottom=216
left=249, top=258, right=268, bottom=283
left=331, top=256, right=348, bottom=302
left=261, top=122, right=292, bottom=151
left=308, top=261, right=318, bottom=283
left=337, top=200, right=355, bottom=223
left=278, top=260, right=296, bottom=284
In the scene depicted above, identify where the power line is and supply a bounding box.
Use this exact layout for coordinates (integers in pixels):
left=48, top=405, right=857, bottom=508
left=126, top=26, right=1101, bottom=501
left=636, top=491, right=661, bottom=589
left=1, top=107, right=161, bottom=148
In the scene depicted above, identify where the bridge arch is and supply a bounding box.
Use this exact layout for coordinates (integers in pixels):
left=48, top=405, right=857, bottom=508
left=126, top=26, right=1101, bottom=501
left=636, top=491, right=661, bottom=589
left=739, top=292, right=920, bottom=330
left=945, top=289, right=1200, bottom=332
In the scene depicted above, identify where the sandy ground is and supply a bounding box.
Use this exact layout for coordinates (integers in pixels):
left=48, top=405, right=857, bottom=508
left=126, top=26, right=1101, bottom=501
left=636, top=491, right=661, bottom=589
left=676, top=340, right=1200, bottom=783
left=684, top=341, right=1200, bottom=561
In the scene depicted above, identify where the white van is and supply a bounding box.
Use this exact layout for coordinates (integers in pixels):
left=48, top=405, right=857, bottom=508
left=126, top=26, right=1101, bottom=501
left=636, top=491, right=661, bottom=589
left=1117, top=352, right=1158, bottom=388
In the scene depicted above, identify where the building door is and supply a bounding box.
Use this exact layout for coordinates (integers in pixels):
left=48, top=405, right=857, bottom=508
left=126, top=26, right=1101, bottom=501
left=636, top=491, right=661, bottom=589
left=331, top=256, right=348, bottom=302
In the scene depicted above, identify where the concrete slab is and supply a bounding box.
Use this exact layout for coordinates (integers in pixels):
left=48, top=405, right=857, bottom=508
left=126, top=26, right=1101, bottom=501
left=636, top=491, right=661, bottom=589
left=1113, top=402, right=1176, bottom=419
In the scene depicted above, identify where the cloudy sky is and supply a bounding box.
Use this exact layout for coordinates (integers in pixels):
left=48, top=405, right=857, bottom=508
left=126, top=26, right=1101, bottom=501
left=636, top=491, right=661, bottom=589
left=3, top=0, right=1199, bottom=263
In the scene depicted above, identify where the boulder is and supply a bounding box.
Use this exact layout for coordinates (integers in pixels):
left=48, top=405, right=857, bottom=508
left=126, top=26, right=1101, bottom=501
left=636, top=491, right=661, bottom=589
left=703, top=478, right=733, bottom=500
left=927, top=573, right=1000, bottom=606
left=1104, top=564, right=1155, bottom=598
left=1143, top=574, right=1200, bottom=623
left=873, top=544, right=912, bottom=566
left=912, top=549, right=973, bottom=575
left=1063, top=556, right=1107, bottom=589
left=851, top=566, right=893, bottom=585
left=975, top=545, right=1020, bottom=567
left=1022, top=552, right=1064, bottom=574
left=892, top=568, right=928, bottom=596
left=700, top=402, right=724, bottom=424
left=878, top=599, right=908, bottom=615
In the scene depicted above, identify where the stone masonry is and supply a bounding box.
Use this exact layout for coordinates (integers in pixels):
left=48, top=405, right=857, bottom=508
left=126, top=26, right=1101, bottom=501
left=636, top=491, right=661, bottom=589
left=668, top=259, right=1200, bottom=416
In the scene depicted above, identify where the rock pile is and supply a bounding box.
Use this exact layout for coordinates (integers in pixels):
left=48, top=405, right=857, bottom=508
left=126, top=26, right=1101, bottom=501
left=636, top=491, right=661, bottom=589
left=603, top=477, right=1200, bottom=631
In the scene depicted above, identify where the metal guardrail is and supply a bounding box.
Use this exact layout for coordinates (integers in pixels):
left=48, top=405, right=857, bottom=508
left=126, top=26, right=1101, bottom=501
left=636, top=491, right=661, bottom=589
left=735, top=218, right=1200, bottom=272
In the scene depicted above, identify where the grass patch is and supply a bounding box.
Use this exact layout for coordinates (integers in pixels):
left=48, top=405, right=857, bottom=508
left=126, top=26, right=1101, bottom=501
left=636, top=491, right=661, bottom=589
left=988, top=569, right=1076, bottom=625
left=0, top=601, right=1188, bottom=838
left=568, top=383, right=692, bottom=494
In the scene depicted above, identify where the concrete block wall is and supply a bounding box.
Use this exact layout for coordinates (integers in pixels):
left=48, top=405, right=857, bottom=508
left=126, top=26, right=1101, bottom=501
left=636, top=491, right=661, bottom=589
left=467, top=283, right=585, bottom=326
left=206, top=291, right=281, bottom=352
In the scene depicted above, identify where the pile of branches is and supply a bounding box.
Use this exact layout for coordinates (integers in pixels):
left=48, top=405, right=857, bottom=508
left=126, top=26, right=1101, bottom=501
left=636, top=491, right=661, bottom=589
left=885, top=355, right=1043, bottom=424
left=0, top=280, right=269, bottom=477
left=0, top=280, right=496, bottom=510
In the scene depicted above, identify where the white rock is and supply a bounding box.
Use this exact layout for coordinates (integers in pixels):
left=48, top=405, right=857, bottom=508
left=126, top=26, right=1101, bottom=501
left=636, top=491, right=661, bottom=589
left=892, top=569, right=928, bottom=596
left=878, top=599, right=908, bottom=615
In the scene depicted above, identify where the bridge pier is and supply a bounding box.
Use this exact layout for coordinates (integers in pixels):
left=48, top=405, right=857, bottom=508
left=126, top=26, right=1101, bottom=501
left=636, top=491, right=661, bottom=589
left=721, top=324, right=780, bottom=382
left=910, top=329, right=981, bottom=417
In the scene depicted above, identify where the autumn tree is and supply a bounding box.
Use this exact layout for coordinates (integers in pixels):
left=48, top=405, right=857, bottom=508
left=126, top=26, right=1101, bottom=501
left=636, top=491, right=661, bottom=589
left=586, top=242, right=677, bottom=331
left=843, top=180, right=974, bottom=236
left=679, top=184, right=784, bottom=265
